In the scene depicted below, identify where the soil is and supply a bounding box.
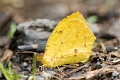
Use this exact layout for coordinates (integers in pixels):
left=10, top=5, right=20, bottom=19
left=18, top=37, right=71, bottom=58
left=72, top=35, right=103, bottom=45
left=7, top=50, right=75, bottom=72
left=0, top=0, right=120, bottom=80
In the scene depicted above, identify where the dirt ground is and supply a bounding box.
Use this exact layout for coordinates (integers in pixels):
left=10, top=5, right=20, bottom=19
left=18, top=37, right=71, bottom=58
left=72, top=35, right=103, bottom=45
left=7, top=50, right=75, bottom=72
left=0, top=0, right=120, bottom=80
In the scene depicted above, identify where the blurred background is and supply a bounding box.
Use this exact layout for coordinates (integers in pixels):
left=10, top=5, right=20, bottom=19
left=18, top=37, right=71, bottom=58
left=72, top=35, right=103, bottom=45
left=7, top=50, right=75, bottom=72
left=0, top=0, right=120, bottom=44
left=0, top=0, right=120, bottom=36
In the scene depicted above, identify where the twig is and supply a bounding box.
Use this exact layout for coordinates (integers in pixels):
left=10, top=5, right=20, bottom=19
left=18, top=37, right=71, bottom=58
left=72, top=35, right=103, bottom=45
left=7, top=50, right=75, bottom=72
left=69, top=64, right=120, bottom=80
left=63, top=64, right=88, bottom=77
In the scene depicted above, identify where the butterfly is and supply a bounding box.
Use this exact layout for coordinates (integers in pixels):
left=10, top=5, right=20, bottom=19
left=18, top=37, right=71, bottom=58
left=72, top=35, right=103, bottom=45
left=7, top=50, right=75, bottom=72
left=36, top=11, right=96, bottom=68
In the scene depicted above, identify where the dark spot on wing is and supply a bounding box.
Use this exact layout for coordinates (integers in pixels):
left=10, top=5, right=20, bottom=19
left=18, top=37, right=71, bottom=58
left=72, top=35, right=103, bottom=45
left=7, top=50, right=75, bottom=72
left=74, top=54, right=77, bottom=56
left=76, top=35, right=78, bottom=37
left=84, top=44, right=86, bottom=47
left=61, top=55, right=64, bottom=58
left=46, top=45, right=49, bottom=47
left=55, top=31, right=58, bottom=33
left=59, top=31, right=63, bottom=34
left=74, top=49, right=77, bottom=53
left=61, top=42, right=63, bottom=44
left=51, top=58, right=53, bottom=61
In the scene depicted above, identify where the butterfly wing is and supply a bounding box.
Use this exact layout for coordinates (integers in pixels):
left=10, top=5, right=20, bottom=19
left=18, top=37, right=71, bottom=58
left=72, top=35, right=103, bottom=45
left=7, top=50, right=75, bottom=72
left=41, top=12, right=96, bottom=68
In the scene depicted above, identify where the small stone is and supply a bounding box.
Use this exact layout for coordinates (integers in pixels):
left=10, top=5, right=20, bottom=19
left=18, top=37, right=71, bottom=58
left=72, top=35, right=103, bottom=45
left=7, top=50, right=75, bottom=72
left=97, top=58, right=100, bottom=61
left=28, top=60, right=32, bottom=64
left=106, top=47, right=114, bottom=52
left=36, top=75, right=44, bottom=80
left=111, top=76, right=114, bottom=80
left=12, top=55, right=16, bottom=59
left=101, top=58, right=104, bottom=61
left=100, top=63, right=106, bottom=67
left=13, top=56, right=20, bottom=63
left=114, top=47, right=118, bottom=50
left=22, top=62, right=28, bottom=67
left=47, top=71, right=56, bottom=75
left=96, top=52, right=99, bottom=55
left=96, top=62, right=100, bottom=65
left=27, top=66, right=32, bottom=71
left=112, top=70, right=119, bottom=77
left=41, top=71, right=52, bottom=79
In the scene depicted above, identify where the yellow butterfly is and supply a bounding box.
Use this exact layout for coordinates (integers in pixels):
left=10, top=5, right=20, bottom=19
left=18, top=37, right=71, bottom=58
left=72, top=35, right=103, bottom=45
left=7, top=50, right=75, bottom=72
left=36, top=11, right=96, bottom=68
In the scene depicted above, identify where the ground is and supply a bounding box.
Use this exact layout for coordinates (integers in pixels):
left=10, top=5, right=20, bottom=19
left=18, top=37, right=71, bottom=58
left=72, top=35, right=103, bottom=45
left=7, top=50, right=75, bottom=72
left=0, top=0, right=120, bottom=80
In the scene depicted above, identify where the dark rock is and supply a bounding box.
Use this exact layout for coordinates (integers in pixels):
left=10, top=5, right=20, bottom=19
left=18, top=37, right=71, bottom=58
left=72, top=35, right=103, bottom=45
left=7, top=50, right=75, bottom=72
left=9, top=19, right=57, bottom=51
left=106, top=47, right=115, bottom=52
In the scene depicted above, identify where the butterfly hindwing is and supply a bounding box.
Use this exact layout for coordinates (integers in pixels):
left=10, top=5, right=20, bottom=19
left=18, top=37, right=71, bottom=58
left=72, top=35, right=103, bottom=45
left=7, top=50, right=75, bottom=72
left=38, top=12, right=96, bottom=68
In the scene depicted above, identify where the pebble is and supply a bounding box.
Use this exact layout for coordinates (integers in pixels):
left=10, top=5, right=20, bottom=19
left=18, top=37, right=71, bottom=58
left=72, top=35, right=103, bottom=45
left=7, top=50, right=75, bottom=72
left=111, top=76, right=114, bottom=80
left=13, top=57, right=20, bottom=63
left=100, top=63, right=106, bottom=67
left=96, top=52, right=100, bottom=55
left=12, top=55, right=20, bottom=63
left=28, top=60, right=32, bottom=64
left=114, top=47, right=118, bottom=50
left=41, top=71, right=53, bottom=79
left=12, top=55, right=16, bottom=59
left=106, top=47, right=114, bottom=52
left=27, top=66, right=32, bottom=71
left=112, top=70, right=119, bottom=77
left=22, top=62, right=28, bottom=67
left=96, top=62, right=101, bottom=65
left=20, top=62, right=28, bottom=70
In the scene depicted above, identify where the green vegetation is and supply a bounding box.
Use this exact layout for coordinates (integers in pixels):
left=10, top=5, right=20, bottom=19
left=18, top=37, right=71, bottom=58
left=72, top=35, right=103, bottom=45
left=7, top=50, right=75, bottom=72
left=0, top=54, right=37, bottom=80
left=0, top=61, right=21, bottom=80
left=86, top=15, right=98, bottom=24
left=7, top=22, right=16, bottom=38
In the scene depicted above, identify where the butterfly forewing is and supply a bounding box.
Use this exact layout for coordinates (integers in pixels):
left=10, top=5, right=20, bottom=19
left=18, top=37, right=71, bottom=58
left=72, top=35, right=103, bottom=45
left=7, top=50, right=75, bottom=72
left=40, top=12, right=96, bottom=68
